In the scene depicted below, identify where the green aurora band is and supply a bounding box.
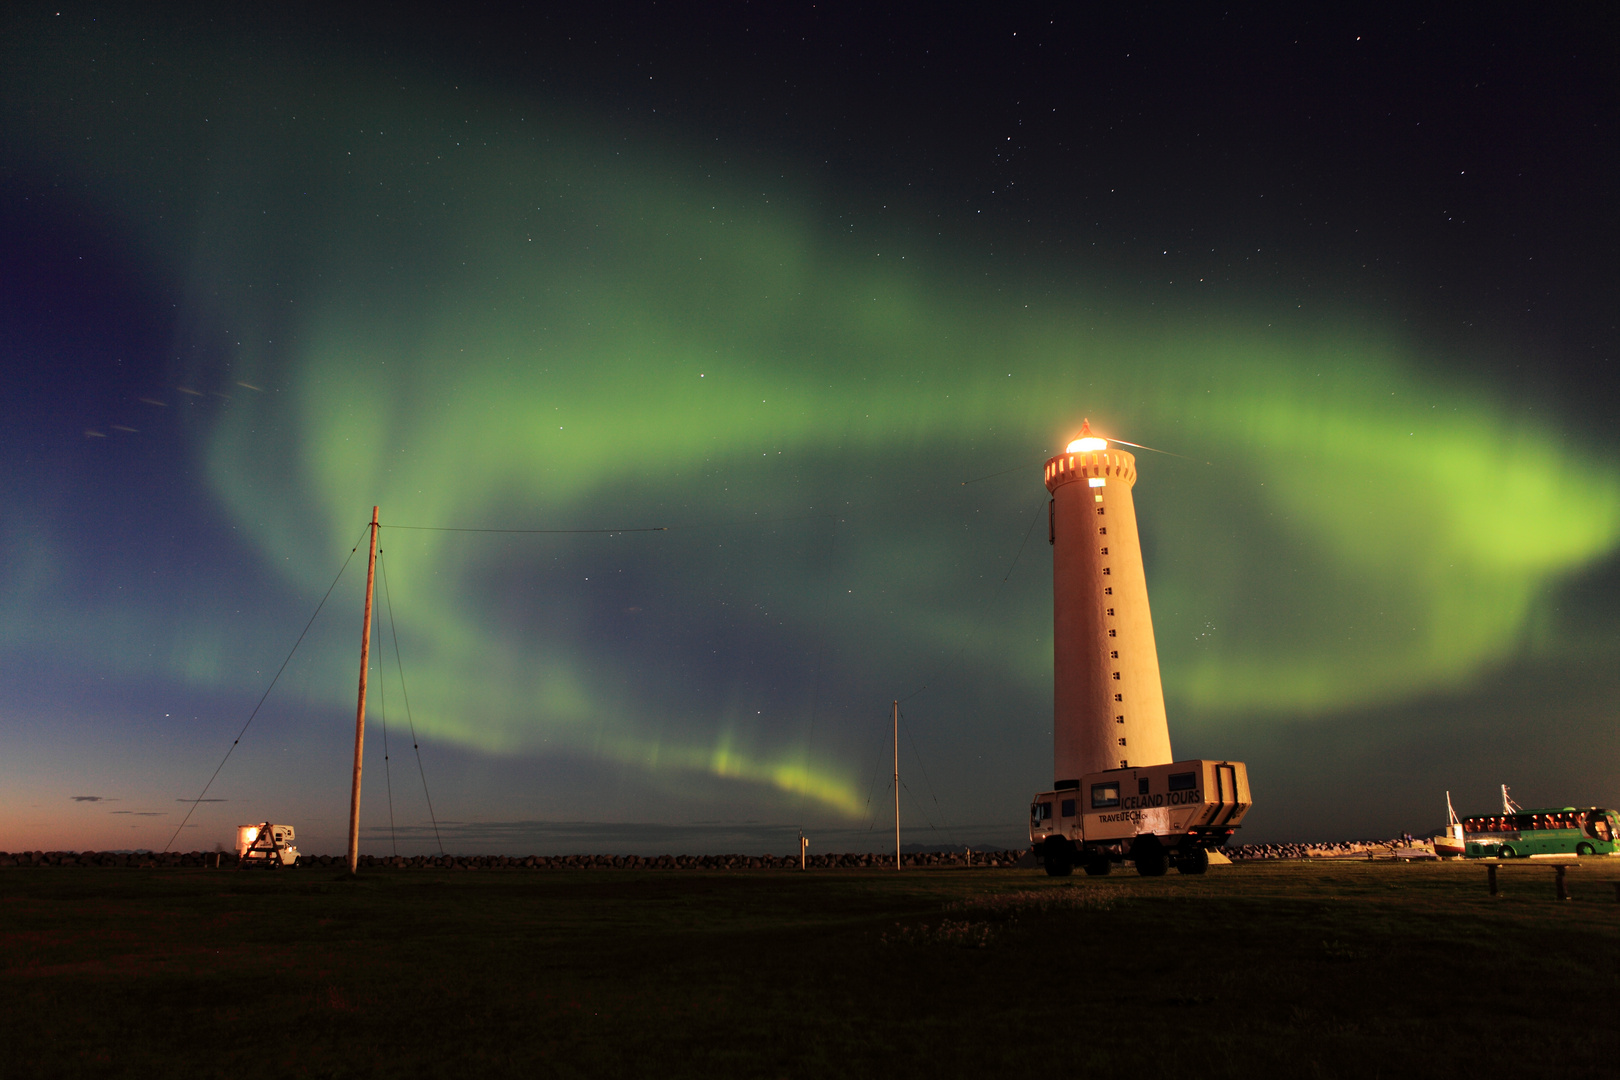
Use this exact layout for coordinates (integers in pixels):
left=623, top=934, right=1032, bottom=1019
left=8, top=28, right=1619, bottom=818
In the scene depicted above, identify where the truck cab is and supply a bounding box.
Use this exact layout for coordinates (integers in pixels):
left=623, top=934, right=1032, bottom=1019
left=1031, top=759, right=1250, bottom=876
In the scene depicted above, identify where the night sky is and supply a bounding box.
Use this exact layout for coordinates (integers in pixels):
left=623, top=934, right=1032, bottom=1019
left=3, top=6, right=1617, bottom=855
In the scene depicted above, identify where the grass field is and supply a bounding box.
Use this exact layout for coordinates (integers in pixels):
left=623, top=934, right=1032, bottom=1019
left=2, top=859, right=1616, bottom=1079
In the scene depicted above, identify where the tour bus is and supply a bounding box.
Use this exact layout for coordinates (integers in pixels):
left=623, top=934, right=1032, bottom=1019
left=1460, top=807, right=1618, bottom=859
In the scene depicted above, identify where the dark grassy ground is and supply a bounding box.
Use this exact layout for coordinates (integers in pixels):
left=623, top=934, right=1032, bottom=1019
left=2, top=859, right=1616, bottom=1079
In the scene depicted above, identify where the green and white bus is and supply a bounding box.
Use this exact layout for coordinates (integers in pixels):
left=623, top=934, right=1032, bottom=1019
left=1462, top=807, right=1619, bottom=859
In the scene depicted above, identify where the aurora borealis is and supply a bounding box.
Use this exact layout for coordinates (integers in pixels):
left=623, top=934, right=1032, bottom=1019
left=3, top=7, right=1617, bottom=853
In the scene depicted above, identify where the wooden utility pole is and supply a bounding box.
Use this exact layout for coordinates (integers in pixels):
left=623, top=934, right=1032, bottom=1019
left=893, top=700, right=901, bottom=871
left=347, top=506, right=379, bottom=874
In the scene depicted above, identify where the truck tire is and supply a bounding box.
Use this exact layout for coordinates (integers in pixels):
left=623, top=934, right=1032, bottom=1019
left=1133, top=841, right=1168, bottom=877
left=1082, top=852, right=1111, bottom=876
left=1176, top=846, right=1210, bottom=875
left=1043, top=840, right=1074, bottom=877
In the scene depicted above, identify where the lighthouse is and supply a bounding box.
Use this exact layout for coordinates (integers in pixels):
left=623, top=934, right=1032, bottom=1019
left=1044, top=421, right=1174, bottom=786
left=1027, top=420, right=1252, bottom=877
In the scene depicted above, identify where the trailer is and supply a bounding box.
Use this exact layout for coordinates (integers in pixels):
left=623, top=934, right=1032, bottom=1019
left=1030, top=759, right=1251, bottom=876
left=236, top=823, right=300, bottom=867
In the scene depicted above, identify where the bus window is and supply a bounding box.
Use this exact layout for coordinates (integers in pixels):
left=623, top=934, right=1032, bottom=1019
left=1590, top=815, right=1612, bottom=843
left=1061, top=799, right=1076, bottom=818
left=1168, top=772, right=1196, bottom=792
left=1091, top=783, right=1120, bottom=809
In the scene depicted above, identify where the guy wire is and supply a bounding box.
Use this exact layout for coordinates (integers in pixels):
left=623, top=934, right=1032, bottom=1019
left=379, top=547, right=445, bottom=855
left=1105, top=436, right=1198, bottom=461
left=899, top=706, right=953, bottom=844
left=375, top=564, right=398, bottom=858
left=959, top=461, right=1034, bottom=486
left=899, top=779, right=942, bottom=837
left=861, top=702, right=893, bottom=833
left=381, top=524, right=666, bottom=534
left=166, top=523, right=369, bottom=853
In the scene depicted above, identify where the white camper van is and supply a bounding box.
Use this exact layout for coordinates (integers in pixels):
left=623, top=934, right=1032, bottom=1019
left=1030, top=759, right=1250, bottom=876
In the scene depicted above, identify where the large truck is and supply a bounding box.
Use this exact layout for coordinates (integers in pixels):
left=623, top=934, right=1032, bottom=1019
left=236, top=823, right=301, bottom=867
left=1030, top=759, right=1251, bottom=876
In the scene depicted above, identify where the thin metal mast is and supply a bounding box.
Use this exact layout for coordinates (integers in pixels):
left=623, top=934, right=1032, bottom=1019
left=893, top=700, right=900, bottom=871
left=347, top=506, right=379, bottom=874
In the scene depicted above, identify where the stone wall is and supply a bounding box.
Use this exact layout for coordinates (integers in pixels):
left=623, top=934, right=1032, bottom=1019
left=0, top=849, right=1029, bottom=870
left=5, top=842, right=1437, bottom=868
left=1228, top=839, right=1435, bottom=860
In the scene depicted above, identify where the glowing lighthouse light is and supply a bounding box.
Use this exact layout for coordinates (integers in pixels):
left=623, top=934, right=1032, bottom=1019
left=1067, top=419, right=1109, bottom=453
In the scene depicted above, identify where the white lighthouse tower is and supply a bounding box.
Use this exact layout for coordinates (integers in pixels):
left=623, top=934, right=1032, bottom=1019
left=1044, top=420, right=1175, bottom=786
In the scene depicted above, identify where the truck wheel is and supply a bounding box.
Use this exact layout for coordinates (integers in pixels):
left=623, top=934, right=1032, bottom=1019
left=1043, top=840, right=1074, bottom=877
left=1134, top=842, right=1168, bottom=877
left=1176, top=847, right=1210, bottom=875
left=1082, top=853, right=1111, bottom=876
left=1576, top=842, right=1595, bottom=856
